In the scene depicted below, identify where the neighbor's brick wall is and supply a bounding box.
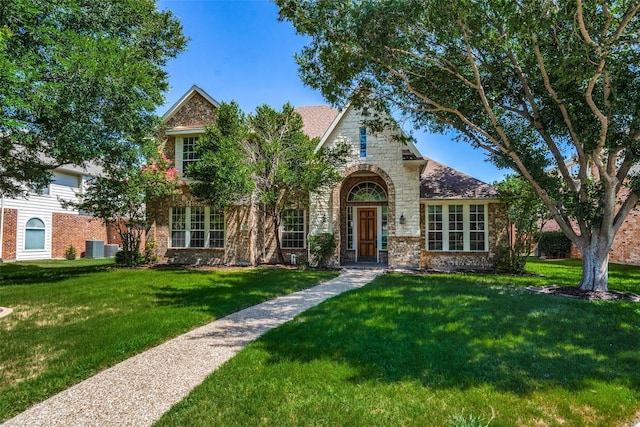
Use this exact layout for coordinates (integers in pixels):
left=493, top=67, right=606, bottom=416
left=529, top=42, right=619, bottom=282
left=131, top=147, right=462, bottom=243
left=1, top=208, right=17, bottom=261
left=51, top=213, right=109, bottom=258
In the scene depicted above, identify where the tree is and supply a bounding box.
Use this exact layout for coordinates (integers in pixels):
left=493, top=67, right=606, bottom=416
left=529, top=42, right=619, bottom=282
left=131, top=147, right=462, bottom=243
left=495, top=174, right=548, bottom=273
left=277, top=0, right=640, bottom=291
left=69, top=141, right=183, bottom=266
left=189, top=102, right=349, bottom=264
left=0, top=0, right=187, bottom=198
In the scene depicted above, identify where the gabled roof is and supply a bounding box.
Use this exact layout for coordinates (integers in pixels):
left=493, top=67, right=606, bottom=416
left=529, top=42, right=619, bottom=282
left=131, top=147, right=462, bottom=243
left=311, top=103, right=422, bottom=158
left=420, top=157, right=500, bottom=199
left=295, top=106, right=339, bottom=139
left=162, top=85, right=221, bottom=123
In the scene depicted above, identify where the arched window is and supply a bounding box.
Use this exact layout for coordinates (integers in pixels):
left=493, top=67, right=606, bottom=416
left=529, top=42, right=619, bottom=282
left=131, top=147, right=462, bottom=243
left=25, top=218, right=45, bottom=250
left=347, top=182, right=387, bottom=202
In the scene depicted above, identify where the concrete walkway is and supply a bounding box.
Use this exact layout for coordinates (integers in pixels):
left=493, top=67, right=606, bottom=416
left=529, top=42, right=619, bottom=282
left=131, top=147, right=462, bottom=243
left=2, top=269, right=381, bottom=427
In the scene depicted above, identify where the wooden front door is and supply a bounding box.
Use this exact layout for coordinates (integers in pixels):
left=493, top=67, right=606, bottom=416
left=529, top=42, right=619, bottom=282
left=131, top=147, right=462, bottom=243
left=358, top=208, right=377, bottom=260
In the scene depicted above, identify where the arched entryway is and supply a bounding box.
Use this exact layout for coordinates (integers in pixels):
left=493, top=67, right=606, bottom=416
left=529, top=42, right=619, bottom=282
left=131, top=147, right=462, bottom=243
left=337, top=167, right=395, bottom=265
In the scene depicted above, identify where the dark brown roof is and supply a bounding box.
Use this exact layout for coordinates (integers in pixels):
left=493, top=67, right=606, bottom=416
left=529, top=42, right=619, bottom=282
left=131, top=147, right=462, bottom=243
left=295, top=105, right=339, bottom=139
left=420, top=157, right=500, bottom=199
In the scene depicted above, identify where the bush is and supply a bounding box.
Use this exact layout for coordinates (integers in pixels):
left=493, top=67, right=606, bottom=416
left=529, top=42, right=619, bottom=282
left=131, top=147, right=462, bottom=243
left=493, top=245, right=526, bottom=274
left=115, top=250, right=144, bottom=267
left=63, top=245, right=77, bottom=260
left=309, top=233, right=336, bottom=267
left=144, top=240, right=159, bottom=264
left=537, top=231, right=572, bottom=259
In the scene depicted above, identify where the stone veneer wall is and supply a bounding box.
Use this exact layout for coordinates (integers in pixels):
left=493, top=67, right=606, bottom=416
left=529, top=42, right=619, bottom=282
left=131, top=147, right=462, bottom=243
left=1, top=208, right=17, bottom=261
left=165, top=92, right=217, bottom=129
left=149, top=190, right=309, bottom=266
left=309, top=105, right=422, bottom=267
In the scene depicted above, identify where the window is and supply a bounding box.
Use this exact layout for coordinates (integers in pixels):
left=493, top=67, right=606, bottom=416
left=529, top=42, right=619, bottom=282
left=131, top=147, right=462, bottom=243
left=25, top=218, right=45, bottom=250
left=182, top=136, right=200, bottom=176
left=346, top=206, right=354, bottom=250
left=170, top=207, right=187, bottom=248
left=448, top=205, right=464, bottom=251
left=426, top=204, right=487, bottom=251
left=470, top=204, right=486, bottom=251
left=170, top=207, right=225, bottom=249
left=347, top=182, right=387, bottom=202
left=359, top=127, right=367, bottom=157
left=427, top=205, right=443, bottom=250
left=381, top=206, right=389, bottom=250
left=189, top=207, right=205, bottom=248
left=209, top=211, right=225, bottom=248
left=281, top=209, right=305, bottom=249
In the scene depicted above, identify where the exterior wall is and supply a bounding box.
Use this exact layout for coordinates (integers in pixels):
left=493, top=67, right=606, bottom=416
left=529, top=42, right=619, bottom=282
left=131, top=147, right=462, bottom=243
left=1, top=208, right=17, bottom=261
left=149, top=191, right=309, bottom=266
left=419, top=202, right=509, bottom=271
left=165, top=92, right=217, bottom=129
left=1, top=170, right=107, bottom=261
left=51, top=213, right=109, bottom=258
left=310, top=106, right=423, bottom=268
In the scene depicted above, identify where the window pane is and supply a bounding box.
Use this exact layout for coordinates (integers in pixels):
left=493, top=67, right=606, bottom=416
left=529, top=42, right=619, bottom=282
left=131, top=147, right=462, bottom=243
left=25, top=229, right=45, bottom=250
left=170, top=207, right=187, bottom=247
left=190, top=207, right=205, bottom=248
left=282, top=209, right=305, bottom=249
left=427, top=206, right=443, bottom=250
left=182, top=137, right=200, bottom=176
left=346, top=206, right=354, bottom=250
left=209, top=211, right=225, bottom=248
left=448, top=205, right=464, bottom=250
left=469, top=205, right=486, bottom=251
left=347, top=182, right=387, bottom=202
left=381, top=206, right=388, bottom=250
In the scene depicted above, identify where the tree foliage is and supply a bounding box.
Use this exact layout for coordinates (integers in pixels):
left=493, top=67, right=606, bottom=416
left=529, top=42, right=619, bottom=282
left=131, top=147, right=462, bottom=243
left=0, top=0, right=187, bottom=198
left=495, top=174, right=548, bottom=273
left=277, top=0, right=640, bottom=290
left=189, top=102, right=349, bottom=263
left=69, top=141, right=183, bottom=266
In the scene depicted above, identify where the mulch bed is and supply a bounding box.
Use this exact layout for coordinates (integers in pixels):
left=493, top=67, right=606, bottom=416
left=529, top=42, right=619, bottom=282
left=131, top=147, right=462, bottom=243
left=526, top=285, right=640, bottom=302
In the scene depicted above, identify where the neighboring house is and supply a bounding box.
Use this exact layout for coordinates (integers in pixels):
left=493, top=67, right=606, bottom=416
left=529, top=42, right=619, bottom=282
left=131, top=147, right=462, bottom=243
left=0, top=164, right=114, bottom=261
left=149, top=85, right=510, bottom=269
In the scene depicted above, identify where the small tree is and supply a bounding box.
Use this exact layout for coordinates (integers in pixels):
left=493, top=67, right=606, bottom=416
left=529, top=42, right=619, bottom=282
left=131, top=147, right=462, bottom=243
left=70, top=142, right=182, bottom=266
left=495, top=175, right=549, bottom=273
left=189, top=102, right=349, bottom=264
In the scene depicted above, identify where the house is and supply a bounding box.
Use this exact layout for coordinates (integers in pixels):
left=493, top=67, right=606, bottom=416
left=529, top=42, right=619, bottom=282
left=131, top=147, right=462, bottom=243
left=0, top=164, right=115, bottom=261
left=149, top=85, right=510, bottom=269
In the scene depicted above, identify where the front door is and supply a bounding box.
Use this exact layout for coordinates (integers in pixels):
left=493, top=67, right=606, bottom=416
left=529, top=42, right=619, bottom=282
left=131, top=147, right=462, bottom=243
left=358, top=208, right=377, bottom=261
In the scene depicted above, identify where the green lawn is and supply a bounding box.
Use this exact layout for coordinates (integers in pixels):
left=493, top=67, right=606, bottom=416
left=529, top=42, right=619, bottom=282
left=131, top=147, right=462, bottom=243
left=0, top=259, right=338, bottom=422
left=155, top=259, right=640, bottom=427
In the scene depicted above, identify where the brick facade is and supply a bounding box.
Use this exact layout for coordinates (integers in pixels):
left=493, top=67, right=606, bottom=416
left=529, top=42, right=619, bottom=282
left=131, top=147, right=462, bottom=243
left=1, top=208, right=17, bottom=261
left=51, top=213, right=110, bottom=258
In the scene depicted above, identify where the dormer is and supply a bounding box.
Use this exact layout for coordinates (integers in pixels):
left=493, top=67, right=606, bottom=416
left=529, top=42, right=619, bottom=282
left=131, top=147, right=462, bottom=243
left=163, top=85, right=220, bottom=175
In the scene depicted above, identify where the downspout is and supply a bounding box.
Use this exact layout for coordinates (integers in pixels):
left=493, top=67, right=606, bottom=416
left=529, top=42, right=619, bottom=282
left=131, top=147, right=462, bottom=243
left=0, top=194, right=5, bottom=262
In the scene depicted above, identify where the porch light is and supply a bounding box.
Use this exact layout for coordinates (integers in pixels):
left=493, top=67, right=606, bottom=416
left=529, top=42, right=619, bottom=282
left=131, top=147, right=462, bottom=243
left=399, top=213, right=405, bottom=225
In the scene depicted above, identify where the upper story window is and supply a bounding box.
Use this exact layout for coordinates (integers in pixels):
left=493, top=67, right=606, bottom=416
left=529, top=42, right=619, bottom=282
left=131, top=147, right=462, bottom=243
left=359, top=127, right=367, bottom=157
left=347, top=182, right=387, bottom=202
left=182, top=136, right=200, bottom=176
left=426, top=203, right=487, bottom=252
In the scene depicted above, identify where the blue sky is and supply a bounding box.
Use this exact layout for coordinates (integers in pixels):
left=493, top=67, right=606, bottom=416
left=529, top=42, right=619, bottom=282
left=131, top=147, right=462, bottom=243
left=157, top=0, right=507, bottom=184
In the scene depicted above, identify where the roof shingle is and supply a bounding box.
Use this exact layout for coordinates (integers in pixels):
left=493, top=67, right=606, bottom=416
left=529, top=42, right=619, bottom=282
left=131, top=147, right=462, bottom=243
left=295, top=105, right=339, bottom=139
left=420, top=157, right=500, bottom=199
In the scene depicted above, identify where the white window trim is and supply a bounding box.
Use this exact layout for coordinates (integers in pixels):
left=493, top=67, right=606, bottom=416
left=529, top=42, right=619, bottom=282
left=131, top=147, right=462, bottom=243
left=169, top=206, right=225, bottom=249
left=280, top=209, right=307, bottom=249
left=175, top=135, right=202, bottom=176
left=423, top=202, right=489, bottom=252
left=24, top=217, right=46, bottom=251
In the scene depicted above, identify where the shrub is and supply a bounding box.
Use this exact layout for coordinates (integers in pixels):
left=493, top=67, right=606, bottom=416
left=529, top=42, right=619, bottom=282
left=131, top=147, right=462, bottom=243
left=144, top=240, right=159, bottom=264
left=115, top=250, right=144, bottom=267
left=493, top=245, right=526, bottom=274
left=309, top=233, right=336, bottom=267
left=63, top=245, right=77, bottom=260
left=537, top=231, right=572, bottom=259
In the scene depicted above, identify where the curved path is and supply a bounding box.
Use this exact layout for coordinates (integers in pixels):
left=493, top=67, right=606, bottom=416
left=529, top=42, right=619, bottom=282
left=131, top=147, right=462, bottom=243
left=3, top=269, right=381, bottom=427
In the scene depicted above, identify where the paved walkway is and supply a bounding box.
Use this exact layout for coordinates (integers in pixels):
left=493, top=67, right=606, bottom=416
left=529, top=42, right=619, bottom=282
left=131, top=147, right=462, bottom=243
left=2, top=269, right=381, bottom=427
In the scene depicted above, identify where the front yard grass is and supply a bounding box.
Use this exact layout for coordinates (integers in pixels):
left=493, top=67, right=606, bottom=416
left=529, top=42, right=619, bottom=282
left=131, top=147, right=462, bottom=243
left=0, top=259, right=338, bottom=422
left=155, top=259, right=640, bottom=427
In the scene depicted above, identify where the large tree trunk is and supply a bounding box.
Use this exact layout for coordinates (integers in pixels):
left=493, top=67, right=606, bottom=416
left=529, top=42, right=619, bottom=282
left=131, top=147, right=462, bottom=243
left=577, top=237, right=611, bottom=292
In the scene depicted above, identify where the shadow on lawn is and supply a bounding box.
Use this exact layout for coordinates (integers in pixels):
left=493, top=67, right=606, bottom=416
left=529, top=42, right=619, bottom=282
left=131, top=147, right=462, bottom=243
left=257, top=273, right=640, bottom=396
left=0, top=261, right=113, bottom=286
left=153, top=268, right=336, bottom=319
